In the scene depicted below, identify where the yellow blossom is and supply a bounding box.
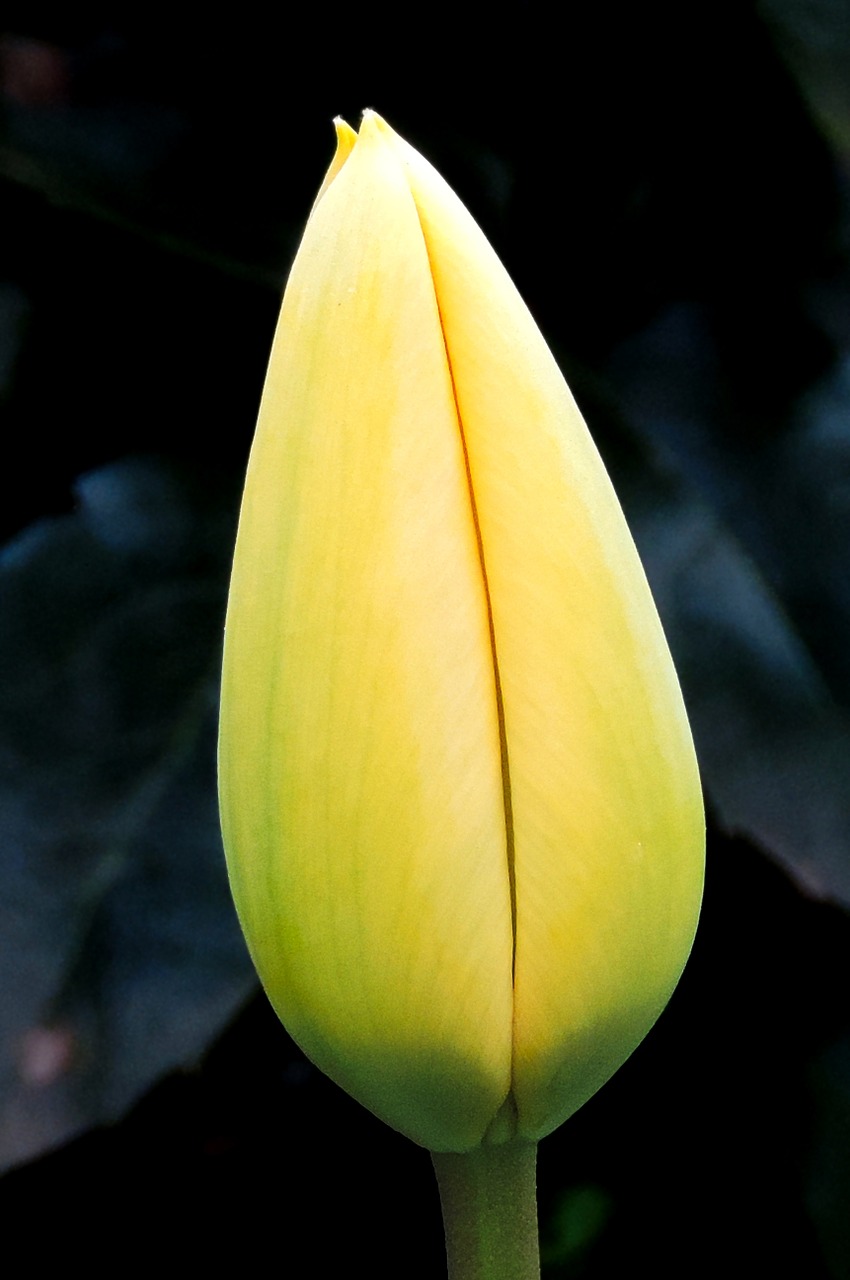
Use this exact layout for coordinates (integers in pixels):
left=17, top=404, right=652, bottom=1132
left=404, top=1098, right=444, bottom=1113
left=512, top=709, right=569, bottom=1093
left=218, top=112, right=704, bottom=1154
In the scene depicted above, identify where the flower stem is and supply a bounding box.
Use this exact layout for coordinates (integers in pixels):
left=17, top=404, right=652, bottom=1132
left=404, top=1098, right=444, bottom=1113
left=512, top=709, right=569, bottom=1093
left=431, top=1140, right=540, bottom=1280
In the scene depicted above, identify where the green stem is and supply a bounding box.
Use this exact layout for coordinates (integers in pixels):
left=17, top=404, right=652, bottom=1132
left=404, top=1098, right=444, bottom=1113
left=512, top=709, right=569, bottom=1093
left=431, top=1141, right=540, bottom=1280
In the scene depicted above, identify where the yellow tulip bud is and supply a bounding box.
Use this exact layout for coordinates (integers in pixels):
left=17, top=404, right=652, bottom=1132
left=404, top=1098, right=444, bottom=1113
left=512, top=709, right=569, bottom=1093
left=218, top=112, right=704, bottom=1154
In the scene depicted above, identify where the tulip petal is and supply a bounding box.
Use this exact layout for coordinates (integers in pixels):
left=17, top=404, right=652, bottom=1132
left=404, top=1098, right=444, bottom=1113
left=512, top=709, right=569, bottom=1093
left=380, top=115, right=704, bottom=1139
left=311, top=117, right=357, bottom=211
left=221, top=113, right=704, bottom=1154
left=219, top=119, right=514, bottom=1151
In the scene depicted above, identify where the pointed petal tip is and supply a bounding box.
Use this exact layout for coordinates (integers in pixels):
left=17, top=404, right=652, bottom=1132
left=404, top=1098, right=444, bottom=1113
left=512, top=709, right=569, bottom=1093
left=359, top=108, right=394, bottom=140
left=311, top=117, right=359, bottom=212
left=333, top=116, right=358, bottom=146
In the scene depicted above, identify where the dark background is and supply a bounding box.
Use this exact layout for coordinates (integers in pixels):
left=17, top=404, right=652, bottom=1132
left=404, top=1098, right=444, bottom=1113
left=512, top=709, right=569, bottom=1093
left=1, top=4, right=850, bottom=1275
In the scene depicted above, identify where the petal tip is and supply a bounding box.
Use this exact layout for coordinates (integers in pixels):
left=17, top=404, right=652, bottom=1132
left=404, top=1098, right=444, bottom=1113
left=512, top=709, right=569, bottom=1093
left=311, top=117, right=359, bottom=212
left=359, top=108, right=394, bottom=141
left=333, top=116, right=357, bottom=147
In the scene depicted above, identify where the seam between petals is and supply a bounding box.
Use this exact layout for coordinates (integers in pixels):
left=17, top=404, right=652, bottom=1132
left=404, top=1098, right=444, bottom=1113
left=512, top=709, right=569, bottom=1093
left=418, top=249, right=517, bottom=986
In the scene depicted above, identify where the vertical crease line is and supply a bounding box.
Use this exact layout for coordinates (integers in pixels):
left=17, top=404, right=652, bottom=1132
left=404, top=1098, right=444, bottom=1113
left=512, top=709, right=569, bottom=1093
left=429, top=292, right=517, bottom=983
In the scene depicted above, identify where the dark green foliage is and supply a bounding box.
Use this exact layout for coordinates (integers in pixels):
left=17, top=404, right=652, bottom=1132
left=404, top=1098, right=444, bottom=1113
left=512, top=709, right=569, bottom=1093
left=0, top=458, right=254, bottom=1167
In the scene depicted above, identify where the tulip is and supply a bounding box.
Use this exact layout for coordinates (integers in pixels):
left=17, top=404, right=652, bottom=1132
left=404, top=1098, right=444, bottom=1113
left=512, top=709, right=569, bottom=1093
left=219, top=113, right=704, bottom=1162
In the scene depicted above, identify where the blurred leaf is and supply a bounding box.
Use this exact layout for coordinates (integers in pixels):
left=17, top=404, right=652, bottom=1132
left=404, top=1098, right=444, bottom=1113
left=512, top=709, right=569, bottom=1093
left=0, top=456, right=255, bottom=1171
left=609, top=305, right=850, bottom=910
left=541, top=1183, right=612, bottom=1273
left=759, top=0, right=850, bottom=161
left=0, top=30, right=364, bottom=288
left=629, top=468, right=850, bottom=905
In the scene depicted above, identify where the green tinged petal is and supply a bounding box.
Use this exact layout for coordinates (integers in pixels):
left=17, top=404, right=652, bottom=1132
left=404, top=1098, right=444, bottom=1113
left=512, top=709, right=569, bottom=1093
left=219, top=116, right=513, bottom=1152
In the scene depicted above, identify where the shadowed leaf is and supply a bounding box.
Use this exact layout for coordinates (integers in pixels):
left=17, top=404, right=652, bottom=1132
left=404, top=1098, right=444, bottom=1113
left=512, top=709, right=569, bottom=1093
left=0, top=456, right=254, bottom=1170
left=610, top=305, right=850, bottom=910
